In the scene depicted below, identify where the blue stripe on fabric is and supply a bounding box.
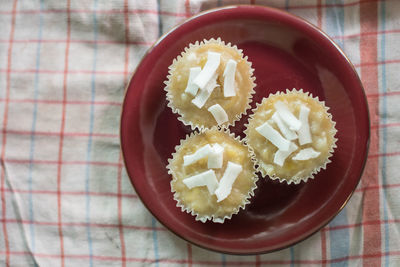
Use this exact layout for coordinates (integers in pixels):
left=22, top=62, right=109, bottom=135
left=152, top=217, right=160, bottom=267
left=325, top=1, right=350, bottom=266
left=290, top=247, right=295, bottom=267
left=221, top=254, right=226, bottom=267
left=156, top=0, right=162, bottom=37
left=328, top=209, right=349, bottom=267
left=217, top=0, right=222, bottom=7
left=85, top=1, right=98, bottom=266
left=326, top=0, right=344, bottom=49
left=28, top=0, right=44, bottom=252
left=285, top=0, right=290, bottom=11
left=379, top=2, right=389, bottom=267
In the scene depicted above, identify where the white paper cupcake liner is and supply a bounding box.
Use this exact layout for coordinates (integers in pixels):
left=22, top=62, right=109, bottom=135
left=244, top=88, right=338, bottom=185
left=166, top=127, right=258, bottom=223
left=164, top=38, right=256, bottom=131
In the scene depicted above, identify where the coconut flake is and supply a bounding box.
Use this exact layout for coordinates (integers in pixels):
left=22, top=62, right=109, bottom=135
left=223, top=59, right=237, bottom=97
left=275, top=101, right=302, bottom=131
left=274, top=142, right=298, bottom=167
left=184, top=67, right=201, bottom=96
left=215, top=161, right=242, bottom=202
left=208, top=104, right=228, bottom=125
left=297, top=104, right=312, bottom=145
left=292, top=148, right=320, bottom=161
left=183, top=169, right=219, bottom=194
left=183, top=144, right=212, bottom=166
left=193, top=51, right=221, bottom=90
left=191, top=73, right=218, bottom=108
left=256, top=122, right=290, bottom=151
left=271, top=112, right=298, bottom=140
left=208, top=144, right=224, bottom=169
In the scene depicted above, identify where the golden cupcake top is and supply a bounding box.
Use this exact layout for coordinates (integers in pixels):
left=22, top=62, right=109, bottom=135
left=244, top=89, right=337, bottom=184
left=167, top=128, right=257, bottom=223
left=165, top=38, right=255, bottom=129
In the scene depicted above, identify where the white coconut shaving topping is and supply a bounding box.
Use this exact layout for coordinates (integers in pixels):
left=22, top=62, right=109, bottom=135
left=271, top=112, right=298, bottom=140
left=183, top=169, right=219, bottom=194
left=204, top=73, right=219, bottom=93
left=191, top=73, right=218, bottom=108
left=193, top=51, right=221, bottom=90
left=273, top=142, right=298, bottom=167
left=297, top=104, right=312, bottom=145
left=208, top=104, right=228, bottom=125
left=223, top=59, right=237, bottom=97
left=292, top=148, right=321, bottom=161
left=256, top=122, right=290, bottom=151
left=183, top=144, right=212, bottom=166
left=208, top=144, right=224, bottom=169
left=274, top=101, right=302, bottom=131
left=184, top=67, right=201, bottom=96
left=215, top=161, right=243, bottom=202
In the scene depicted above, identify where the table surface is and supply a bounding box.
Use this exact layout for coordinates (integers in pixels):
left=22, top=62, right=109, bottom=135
left=0, top=0, right=399, bottom=266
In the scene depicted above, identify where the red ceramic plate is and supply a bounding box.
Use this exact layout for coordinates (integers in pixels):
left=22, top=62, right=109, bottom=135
left=120, top=5, right=369, bottom=254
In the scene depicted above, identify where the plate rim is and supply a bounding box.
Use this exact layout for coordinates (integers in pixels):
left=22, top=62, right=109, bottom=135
left=120, top=4, right=370, bottom=255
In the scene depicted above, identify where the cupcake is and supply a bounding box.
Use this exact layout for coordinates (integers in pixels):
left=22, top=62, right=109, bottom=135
left=167, top=127, right=258, bottom=223
left=244, top=89, right=337, bottom=184
left=165, top=38, right=256, bottom=130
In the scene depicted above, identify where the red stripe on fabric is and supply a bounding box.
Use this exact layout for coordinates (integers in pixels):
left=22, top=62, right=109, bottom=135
left=357, top=183, right=400, bottom=193
left=317, top=0, right=322, bottom=28
left=333, top=28, right=400, bottom=40
left=0, top=219, right=166, bottom=231
left=184, top=0, right=191, bottom=18
left=0, top=39, right=152, bottom=46
left=5, top=129, right=118, bottom=138
left=255, top=255, right=261, bottom=266
left=359, top=1, right=381, bottom=266
left=0, top=8, right=187, bottom=17
left=56, top=2, right=72, bottom=265
left=369, top=151, right=400, bottom=158
left=187, top=243, right=192, bottom=267
left=0, top=68, right=128, bottom=75
left=367, top=91, right=400, bottom=98
left=250, top=0, right=256, bottom=5
left=371, top=122, right=400, bottom=129
left=4, top=158, right=123, bottom=167
left=320, top=228, right=327, bottom=266
left=1, top=1, right=18, bottom=265
left=3, top=188, right=137, bottom=198
left=3, top=249, right=400, bottom=265
left=354, top=59, right=400, bottom=68
left=0, top=98, right=121, bottom=106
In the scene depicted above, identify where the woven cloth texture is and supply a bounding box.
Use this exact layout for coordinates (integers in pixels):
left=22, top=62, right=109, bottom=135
left=0, top=0, right=399, bottom=266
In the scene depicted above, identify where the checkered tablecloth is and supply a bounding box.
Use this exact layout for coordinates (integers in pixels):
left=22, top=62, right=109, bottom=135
left=1, top=0, right=399, bottom=266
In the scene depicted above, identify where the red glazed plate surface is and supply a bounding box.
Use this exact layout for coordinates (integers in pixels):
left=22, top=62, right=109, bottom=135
left=120, top=5, right=369, bottom=254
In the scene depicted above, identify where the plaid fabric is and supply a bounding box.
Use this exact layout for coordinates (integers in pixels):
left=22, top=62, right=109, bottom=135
left=1, top=0, right=399, bottom=266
